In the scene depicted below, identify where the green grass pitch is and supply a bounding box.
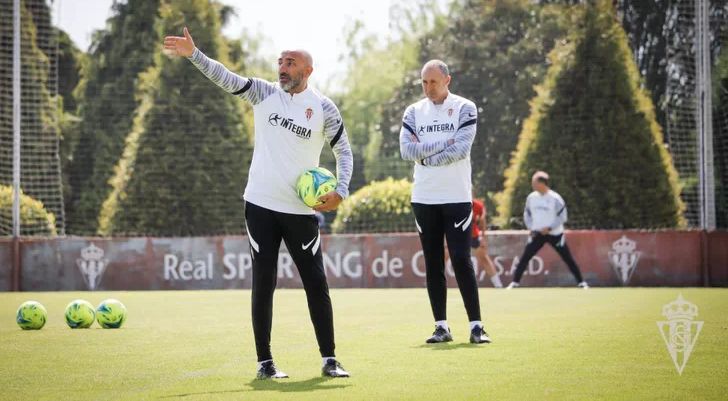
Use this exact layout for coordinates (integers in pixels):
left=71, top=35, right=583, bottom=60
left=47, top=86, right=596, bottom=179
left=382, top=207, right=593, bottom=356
left=1, top=288, right=727, bottom=400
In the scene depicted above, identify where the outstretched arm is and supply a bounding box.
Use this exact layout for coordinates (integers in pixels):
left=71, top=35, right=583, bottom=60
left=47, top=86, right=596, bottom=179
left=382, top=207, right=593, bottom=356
left=163, top=27, right=274, bottom=105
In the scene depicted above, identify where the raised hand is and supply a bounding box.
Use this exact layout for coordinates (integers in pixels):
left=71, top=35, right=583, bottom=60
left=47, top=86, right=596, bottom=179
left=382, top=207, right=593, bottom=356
left=163, top=27, right=195, bottom=57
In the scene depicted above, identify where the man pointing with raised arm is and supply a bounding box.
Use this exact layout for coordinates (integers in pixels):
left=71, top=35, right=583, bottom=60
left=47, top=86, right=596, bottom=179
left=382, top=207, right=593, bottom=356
left=164, top=28, right=352, bottom=379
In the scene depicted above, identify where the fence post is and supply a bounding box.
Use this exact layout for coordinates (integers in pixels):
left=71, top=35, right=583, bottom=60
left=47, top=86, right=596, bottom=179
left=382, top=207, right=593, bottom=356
left=11, top=0, right=21, bottom=291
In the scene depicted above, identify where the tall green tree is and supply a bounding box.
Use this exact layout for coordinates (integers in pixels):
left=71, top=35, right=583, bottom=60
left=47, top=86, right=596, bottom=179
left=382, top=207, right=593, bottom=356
left=615, top=0, right=669, bottom=128
left=496, top=0, right=684, bottom=229
left=67, top=0, right=161, bottom=234
left=57, top=29, right=82, bottom=113
left=57, top=29, right=84, bottom=215
left=98, top=0, right=250, bottom=236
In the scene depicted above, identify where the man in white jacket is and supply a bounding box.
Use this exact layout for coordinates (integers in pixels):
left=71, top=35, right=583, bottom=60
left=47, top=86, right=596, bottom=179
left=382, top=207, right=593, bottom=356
left=507, top=171, right=588, bottom=289
left=399, top=60, right=491, bottom=344
left=163, top=27, right=351, bottom=380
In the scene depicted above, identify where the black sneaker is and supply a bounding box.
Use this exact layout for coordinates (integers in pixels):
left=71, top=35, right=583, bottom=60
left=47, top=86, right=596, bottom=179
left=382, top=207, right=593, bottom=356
left=469, top=326, right=492, bottom=344
left=256, top=360, right=289, bottom=380
left=426, top=326, right=453, bottom=343
left=322, top=359, right=350, bottom=378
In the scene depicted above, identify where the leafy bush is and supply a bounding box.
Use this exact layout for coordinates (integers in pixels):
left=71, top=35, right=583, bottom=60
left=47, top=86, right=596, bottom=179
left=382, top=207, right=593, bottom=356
left=332, top=178, right=414, bottom=233
left=0, top=185, right=57, bottom=236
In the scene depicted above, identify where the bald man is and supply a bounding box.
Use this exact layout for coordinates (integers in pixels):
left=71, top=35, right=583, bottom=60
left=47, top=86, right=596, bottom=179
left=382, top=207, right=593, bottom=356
left=400, top=60, right=491, bottom=345
left=164, top=28, right=352, bottom=379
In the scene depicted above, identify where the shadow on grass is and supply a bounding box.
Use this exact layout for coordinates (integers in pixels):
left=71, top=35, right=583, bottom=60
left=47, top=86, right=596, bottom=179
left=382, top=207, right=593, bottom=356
left=247, top=376, right=351, bottom=392
left=159, top=376, right=351, bottom=398
left=413, top=342, right=490, bottom=351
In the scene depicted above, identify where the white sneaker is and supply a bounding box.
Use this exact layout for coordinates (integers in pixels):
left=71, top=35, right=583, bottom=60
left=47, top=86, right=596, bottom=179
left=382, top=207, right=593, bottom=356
left=577, top=281, right=589, bottom=289
left=506, top=282, right=520, bottom=289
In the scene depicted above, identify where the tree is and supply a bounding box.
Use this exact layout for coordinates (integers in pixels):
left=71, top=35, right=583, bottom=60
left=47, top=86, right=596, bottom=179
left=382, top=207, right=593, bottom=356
left=57, top=29, right=82, bottom=113
left=67, top=0, right=161, bottom=234
left=496, top=0, right=684, bottom=229
left=57, top=29, right=84, bottom=217
left=615, top=0, right=669, bottom=128
left=0, top=185, right=56, bottom=236
left=98, top=0, right=250, bottom=236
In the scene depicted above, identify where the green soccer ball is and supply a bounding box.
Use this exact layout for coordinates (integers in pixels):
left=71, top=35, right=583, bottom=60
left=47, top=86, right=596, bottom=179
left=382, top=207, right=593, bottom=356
left=296, top=167, right=337, bottom=207
left=96, top=299, right=127, bottom=329
left=65, top=299, right=96, bottom=329
left=16, top=301, right=47, bottom=330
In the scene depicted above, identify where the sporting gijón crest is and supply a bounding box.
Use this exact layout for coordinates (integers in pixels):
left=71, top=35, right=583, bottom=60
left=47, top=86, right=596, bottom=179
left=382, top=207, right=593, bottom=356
left=77, top=243, right=108, bottom=290
left=608, top=235, right=641, bottom=285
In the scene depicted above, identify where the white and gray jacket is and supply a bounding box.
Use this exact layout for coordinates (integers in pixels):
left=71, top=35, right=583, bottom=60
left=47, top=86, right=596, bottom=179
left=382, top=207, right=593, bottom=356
left=188, top=48, right=353, bottom=215
left=399, top=93, right=477, bottom=204
left=524, top=190, right=568, bottom=236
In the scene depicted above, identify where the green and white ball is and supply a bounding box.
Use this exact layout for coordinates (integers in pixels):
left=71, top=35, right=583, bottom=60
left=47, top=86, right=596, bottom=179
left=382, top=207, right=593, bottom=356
left=16, top=301, right=47, bottom=330
left=296, top=167, right=337, bottom=207
left=65, top=299, right=96, bottom=329
left=96, top=299, right=127, bottom=329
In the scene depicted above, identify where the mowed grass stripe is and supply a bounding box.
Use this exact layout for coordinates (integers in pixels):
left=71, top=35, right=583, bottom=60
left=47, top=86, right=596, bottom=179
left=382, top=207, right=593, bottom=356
left=1, top=289, right=726, bottom=400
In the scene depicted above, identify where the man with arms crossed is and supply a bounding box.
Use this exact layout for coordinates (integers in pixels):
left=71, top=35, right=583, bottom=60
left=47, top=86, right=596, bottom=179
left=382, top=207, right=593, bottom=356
left=400, top=60, right=491, bottom=345
left=164, top=28, right=352, bottom=379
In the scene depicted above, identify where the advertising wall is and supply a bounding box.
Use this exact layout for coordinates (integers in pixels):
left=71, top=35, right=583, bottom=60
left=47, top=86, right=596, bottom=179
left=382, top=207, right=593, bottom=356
left=1, top=231, right=725, bottom=290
